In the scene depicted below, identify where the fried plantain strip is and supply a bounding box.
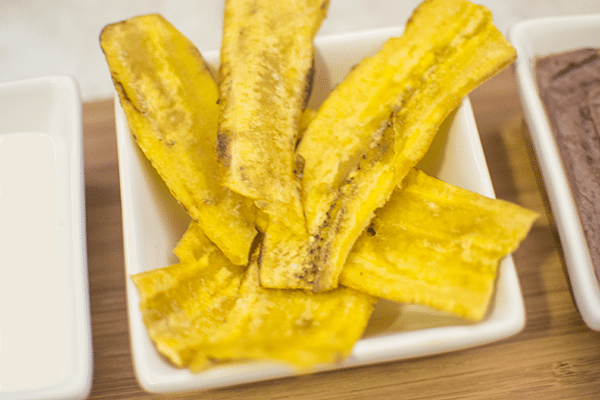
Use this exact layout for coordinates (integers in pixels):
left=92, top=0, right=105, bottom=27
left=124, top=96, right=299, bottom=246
left=216, top=0, right=328, bottom=226
left=101, top=14, right=257, bottom=265
left=134, top=236, right=374, bottom=371
left=306, top=123, right=397, bottom=290
left=206, top=259, right=376, bottom=370
left=173, top=220, right=208, bottom=264
left=390, top=0, right=519, bottom=180
left=340, top=169, right=538, bottom=321
left=296, top=0, right=517, bottom=291
left=131, top=228, right=246, bottom=370
left=216, top=0, right=329, bottom=287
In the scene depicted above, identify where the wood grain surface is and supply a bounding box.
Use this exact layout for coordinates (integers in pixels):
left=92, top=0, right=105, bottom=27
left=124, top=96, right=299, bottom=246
left=82, top=68, right=600, bottom=399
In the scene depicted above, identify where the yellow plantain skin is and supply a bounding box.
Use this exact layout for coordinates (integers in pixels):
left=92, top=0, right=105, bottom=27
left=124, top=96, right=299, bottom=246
left=340, top=169, right=538, bottom=321
left=100, top=14, right=257, bottom=265
left=216, top=0, right=329, bottom=288
left=296, top=0, right=517, bottom=291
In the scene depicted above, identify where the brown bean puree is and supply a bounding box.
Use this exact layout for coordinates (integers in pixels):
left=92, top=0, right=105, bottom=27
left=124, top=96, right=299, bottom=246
left=535, top=48, right=600, bottom=286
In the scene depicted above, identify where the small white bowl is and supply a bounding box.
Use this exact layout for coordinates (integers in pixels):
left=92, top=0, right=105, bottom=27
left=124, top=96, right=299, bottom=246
left=116, top=26, right=525, bottom=393
left=0, top=76, right=92, bottom=399
left=510, top=15, right=600, bottom=331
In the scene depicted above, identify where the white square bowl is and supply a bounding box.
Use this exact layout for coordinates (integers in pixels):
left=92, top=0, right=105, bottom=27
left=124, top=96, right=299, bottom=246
left=0, top=76, right=92, bottom=399
left=510, top=15, right=600, bottom=331
left=116, top=26, right=526, bottom=393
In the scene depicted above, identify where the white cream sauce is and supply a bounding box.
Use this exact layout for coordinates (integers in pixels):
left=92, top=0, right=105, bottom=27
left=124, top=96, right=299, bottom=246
left=0, top=132, right=63, bottom=392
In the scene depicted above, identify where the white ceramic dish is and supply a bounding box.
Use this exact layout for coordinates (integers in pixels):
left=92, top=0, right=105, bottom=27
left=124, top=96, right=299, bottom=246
left=510, top=15, right=600, bottom=331
left=0, top=76, right=92, bottom=399
left=116, top=26, right=526, bottom=393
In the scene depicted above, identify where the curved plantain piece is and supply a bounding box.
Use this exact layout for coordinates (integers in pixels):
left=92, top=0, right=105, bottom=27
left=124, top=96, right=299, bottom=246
left=206, top=260, right=376, bottom=370
left=216, top=0, right=329, bottom=288
left=296, top=0, right=517, bottom=291
left=134, top=238, right=375, bottom=371
left=131, top=228, right=246, bottom=370
left=340, top=169, right=538, bottom=321
left=217, top=0, right=328, bottom=221
left=101, top=14, right=257, bottom=265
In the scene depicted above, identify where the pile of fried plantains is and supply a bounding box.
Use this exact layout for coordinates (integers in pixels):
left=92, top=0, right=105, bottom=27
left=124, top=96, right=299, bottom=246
left=100, top=0, right=537, bottom=371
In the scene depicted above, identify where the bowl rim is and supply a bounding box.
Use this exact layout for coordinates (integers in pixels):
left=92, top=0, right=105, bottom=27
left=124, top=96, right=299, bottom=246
left=0, top=75, right=92, bottom=399
left=115, top=26, right=526, bottom=393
